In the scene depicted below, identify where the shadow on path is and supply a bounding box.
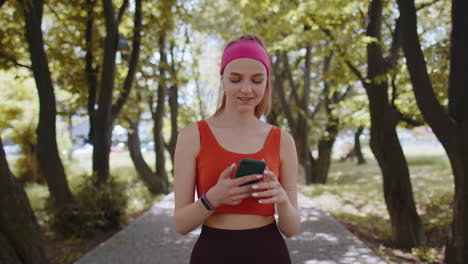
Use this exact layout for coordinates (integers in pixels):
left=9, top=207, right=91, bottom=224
left=74, top=192, right=385, bottom=264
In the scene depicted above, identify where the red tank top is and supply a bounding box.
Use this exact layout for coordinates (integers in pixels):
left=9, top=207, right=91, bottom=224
left=196, top=120, right=281, bottom=216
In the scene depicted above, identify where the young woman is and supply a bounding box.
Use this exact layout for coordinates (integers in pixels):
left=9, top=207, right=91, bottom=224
left=173, top=34, right=301, bottom=264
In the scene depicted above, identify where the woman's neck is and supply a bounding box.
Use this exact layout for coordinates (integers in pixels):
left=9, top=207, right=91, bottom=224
left=213, top=110, right=260, bottom=128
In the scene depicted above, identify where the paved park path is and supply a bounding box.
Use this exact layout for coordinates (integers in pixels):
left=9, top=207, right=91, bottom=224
left=74, top=192, right=385, bottom=264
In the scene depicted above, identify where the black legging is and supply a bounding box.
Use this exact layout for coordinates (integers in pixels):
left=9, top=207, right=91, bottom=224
left=190, top=221, right=291, bottom=264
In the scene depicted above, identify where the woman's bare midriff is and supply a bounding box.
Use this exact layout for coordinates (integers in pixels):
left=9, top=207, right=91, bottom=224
left=204, top=213, right=275, bottom=230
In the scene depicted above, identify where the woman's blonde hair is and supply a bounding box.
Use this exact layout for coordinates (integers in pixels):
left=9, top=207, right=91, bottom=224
left=214, top=34, right=272, bottom=119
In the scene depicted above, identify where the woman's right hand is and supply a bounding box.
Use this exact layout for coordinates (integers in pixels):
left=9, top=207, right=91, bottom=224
left=206, top=163, right=263, bottom=207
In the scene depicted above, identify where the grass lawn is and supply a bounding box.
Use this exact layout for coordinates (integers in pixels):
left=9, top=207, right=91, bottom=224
left=301, top=150, right=453, bottom=264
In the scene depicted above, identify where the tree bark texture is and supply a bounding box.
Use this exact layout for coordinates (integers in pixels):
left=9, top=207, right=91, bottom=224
left=151, top=33, right=169, bottom=194
left=397, top=0, right=468, bottom=261
left=0, top=136, right=50, bottom=264
left=20, top=0, right=74, bottom=205
left=364, top=0, right=424, bottom=249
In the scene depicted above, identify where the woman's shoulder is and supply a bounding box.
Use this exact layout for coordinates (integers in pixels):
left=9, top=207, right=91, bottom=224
left=177, top=121, right=201, bottom=145
left=270, top=125, right=294, bottom=148
left=262, top=122, right=291, bottom=139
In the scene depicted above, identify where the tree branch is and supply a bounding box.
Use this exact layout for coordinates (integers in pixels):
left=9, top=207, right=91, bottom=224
left=0, top=52, right=32, bottom=70
left=283, top=51, right=301, bottom=106
left=384, top=17, right=402, bottom=72
left=336, top=84, right=353, bottom=102
left=416, top=0, right=441, bottom=11
left=396, top=0, right=456, bottom=151
left=273, top=50, right=296, bottom=130
left=302, top=45, right=312, bottom=107
left=112, top=0, right=142, bottom=122
left=46, top=3, right=74, bottom=36
left=310, top=15, right=369, bottom=87
left=117, top=0, right=129, bottom=25
left=391, top=75, right=398, bottom=106
left=310, top=99, right=323, bottom=120
left=399, top=113, right=425, bottom=126
left=345, top=60, right=368, bottom=86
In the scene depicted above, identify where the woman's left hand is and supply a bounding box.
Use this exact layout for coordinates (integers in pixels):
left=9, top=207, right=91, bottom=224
left=250, top=169, right=289, bottom=205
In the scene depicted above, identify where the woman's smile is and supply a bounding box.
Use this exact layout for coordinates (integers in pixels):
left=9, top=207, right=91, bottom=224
left=238, top=96, right=255, bottom=102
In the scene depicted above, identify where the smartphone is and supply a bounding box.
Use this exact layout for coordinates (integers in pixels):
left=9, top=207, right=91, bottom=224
left=234, top=158, right=266, bottom=186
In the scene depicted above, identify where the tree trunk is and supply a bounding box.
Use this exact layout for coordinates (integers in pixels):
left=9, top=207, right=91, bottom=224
left=127, top=119, right=165, bottom=194
left=355, top=126, right=367, bottom=165
left=92, top=0, right=118, bottom=185
left=272, top=50, right=296, bottom=131
left=93, top=0, right=141, bottom=186
left=311, top=139, right=333, bottom=184
left=85, top=0, right=98, bottom=146
left=20, top=0, right=74, bottom=206
left=167, top=84, right=178, bottom=167
left=310, top=53, right=340, bottom=184
left=166, top=41, right=179, bottom=167
left=301, top=45, right=313, bottom=185
left=312, top=118, right=339, bottom=184
left=368, top=102, right=424, bottom=248
left=151, top=33, right=169, bottom=194
left=364, top=0, right=423, bottom=249
left=272, top=49, right=315, bottom=184
left=110, top=0, right=142, bottom=125
left=396, top=0, right=468, bottom=261
left=294, top=117, right=313, bottom=185
left=0, top=136, right=50, bottom=264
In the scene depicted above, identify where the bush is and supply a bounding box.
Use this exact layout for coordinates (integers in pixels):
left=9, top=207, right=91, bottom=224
left=49, top=175, right=128, bottom=238
left=420, top=192, right=453, bottom=247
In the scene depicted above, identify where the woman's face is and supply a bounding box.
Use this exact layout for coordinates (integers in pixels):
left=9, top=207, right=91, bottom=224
left=222, top=58, right=267, bottom=114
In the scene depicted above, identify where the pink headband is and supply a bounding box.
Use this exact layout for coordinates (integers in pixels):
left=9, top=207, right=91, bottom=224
left=220, top=40, right=270, bottom=76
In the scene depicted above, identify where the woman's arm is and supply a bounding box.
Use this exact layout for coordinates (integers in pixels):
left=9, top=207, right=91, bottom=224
left=173, top=123, right=214, bottom=235
left=276, top=130, right=301, bottom=237
left=249, top=130, right=301, bottom=237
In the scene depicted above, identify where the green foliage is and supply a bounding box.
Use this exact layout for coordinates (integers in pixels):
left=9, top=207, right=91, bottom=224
left=0, top=2, right=29, bottom=71
left=49, top=175, right=128, bottom=238
left=43, top=0, right=97, bottom=110
left=411, top=247, right=444, bottom=263
left=0, top=71, right=42, bottom=181
left=13, top=125, right=43, bottom=183
left=419, top=192, right=453, bottom=247
left=0, top=71, right=38, bottom=130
